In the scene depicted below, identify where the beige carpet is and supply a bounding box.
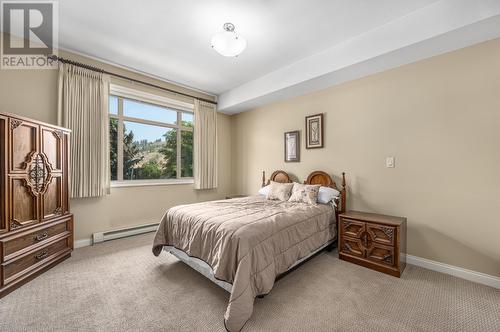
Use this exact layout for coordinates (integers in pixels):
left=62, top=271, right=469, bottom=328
left=1, top=233, right=499, bottom=332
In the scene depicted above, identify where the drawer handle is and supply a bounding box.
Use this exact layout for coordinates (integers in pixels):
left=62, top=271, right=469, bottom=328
left=35, top=250, right=48, bottom=260
left=34, top=232, right=49, bottom=241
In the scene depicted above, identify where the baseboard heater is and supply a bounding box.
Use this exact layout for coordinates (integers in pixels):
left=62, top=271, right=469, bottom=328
left=92, top=222, right=159, bottom=244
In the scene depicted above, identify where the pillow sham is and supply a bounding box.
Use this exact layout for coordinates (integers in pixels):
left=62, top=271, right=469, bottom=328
left=317, top=186, right=341, bottom=204
left=266, top=181, right=294, bottom=201
left=258, top=185, right=270, bottom=196
left=288, top=183, right=321, bottom=204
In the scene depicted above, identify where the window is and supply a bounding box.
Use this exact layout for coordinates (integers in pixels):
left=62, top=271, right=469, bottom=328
left=109, top=94, right=194, bottom=184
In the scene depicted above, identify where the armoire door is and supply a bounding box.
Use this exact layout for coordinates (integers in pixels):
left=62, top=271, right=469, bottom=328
left=8, top=118, right=41, bottom=230
left=0, top=115, right=6, bottom=233
left=41, top=174, right=64, bottom=220
left=8, top=175, right=39, bottom=229
left=40, top=126, right=67, bottom=220
left=8, top=118, right=38, bottom=174
left=40, top=126, right=63, bottom=172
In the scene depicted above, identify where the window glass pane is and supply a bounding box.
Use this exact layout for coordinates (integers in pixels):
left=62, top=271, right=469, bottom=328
left=181, top=130, right=193, bottom=177
left=109, top=118, right=118, bottom=180
left=123, top=121, right=177, bottom=180
left=109, top=96, right=118, bottom=115
left=123, top=99, right=177, bottom=124
left=182, top=113, right=193, bottom=127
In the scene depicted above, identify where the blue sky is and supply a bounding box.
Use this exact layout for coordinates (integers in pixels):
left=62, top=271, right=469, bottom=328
left=110, top=96, right=193, bottom=142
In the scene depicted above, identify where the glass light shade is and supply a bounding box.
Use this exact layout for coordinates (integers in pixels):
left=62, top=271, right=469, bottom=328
left=211, top=31, right=247, bottom=57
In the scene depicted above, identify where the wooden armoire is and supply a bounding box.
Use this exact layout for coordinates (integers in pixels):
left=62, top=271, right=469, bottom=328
left=0, top=112, right=73, bottom=297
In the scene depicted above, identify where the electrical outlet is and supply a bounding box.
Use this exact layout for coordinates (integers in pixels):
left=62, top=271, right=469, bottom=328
left=386, top=157, right=395, bottom=168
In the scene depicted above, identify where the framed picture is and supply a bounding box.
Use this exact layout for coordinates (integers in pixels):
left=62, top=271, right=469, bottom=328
left=284, top=131, right=300, bottom=162
left=305, top=113, right=324, bottom=149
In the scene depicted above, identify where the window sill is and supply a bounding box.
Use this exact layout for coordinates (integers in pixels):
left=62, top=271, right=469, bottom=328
left=111, top=179, right=194, bottom=188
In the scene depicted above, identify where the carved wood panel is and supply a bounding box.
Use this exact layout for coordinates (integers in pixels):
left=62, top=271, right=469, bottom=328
left=0, top=116, right=6, bottom=233
left=25, top=152, right=52, bottom=196
left=42, top=175, right=63, bottom=220
left=340, top=236, right=365, bottom=258
left=366, top=223, right=395, bottom=246
left=365, top=243, right=395, bottom=267
left=304, top=171, right=337, bottom=189
left=41, top=127, right=63, bottom=172
left=9, top=119, right=38, bottom=173
left=9, top=177, right=38, bottom=229
left=341, top=218, right=365, bottom=239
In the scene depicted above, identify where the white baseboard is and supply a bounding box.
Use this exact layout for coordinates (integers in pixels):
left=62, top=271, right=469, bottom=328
left=74, top=238, right=92, bottom=249
left=407, top=255, right=500, bottom=289
left=72, top=235, right=499, bottom=289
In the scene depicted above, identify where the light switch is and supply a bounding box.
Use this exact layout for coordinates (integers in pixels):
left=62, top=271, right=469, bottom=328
left=386, top=157, right=395, bottom=168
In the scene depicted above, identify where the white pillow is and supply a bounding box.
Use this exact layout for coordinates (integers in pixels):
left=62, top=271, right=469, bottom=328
left=258, top=185, right=270, bottom=196
left=317, top=186, right=340, bottom=204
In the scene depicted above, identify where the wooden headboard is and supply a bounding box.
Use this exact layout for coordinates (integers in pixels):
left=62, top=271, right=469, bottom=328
left=261, top=170, right=291, bottom=187
left=304, top=171, right=347, bottom=214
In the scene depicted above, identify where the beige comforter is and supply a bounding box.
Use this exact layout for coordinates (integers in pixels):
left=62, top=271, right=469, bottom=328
left=152, top=195, right=336, bottom=331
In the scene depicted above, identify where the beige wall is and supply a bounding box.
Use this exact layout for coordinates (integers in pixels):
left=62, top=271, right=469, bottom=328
left=231, top=38, right=500, bottom=277
left=0, top=35, right=232, bottom=242
left=1, top=32, right=499, bottom=277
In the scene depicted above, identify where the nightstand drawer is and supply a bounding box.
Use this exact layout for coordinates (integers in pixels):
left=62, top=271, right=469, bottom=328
left=340, top=236, right=365, bottom=258
left=366, top=223, right=395, bottom=246
left=340, top=218, right=365, bottom=238
left=366, top=243, right=395, bottom=267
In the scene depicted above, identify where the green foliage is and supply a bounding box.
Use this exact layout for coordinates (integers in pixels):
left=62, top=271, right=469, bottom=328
left=160, top=121, right=194, bottom=178
left=109, top=119, right=144, bottom=180
left=135, top=160, right=164, bottom=179
left=160, top=129, right=177, bottom=179
left=181, top=129, right=193, bottom=177
left=123, top=125, right=142, bottom=180
left=110, top=118, right=118, bottom=180
left=110, top=119, right=193, bottom=181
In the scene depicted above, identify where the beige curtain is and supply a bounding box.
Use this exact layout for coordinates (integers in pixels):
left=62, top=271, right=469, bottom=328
left=57, top=63, right=110, bottom=198
left=193, top=100, right=218, bottom=189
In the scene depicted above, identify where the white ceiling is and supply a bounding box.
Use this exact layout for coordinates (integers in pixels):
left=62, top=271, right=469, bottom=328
left=58, top=0, right=440, bottom=95
left=4, top=0, right=498, bottom=112
left=218, top=0, right=500, bottom=113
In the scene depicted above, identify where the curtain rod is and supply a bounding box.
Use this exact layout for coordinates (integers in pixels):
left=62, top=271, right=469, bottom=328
left=47, top=55, right=217, bottom=105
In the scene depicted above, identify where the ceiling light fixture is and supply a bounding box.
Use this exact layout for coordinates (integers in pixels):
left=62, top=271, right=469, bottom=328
left=210, top=23, right=246, bottom=57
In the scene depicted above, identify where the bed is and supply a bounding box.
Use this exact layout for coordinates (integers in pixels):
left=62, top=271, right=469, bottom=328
left=152, top=170, right=346, bottom=331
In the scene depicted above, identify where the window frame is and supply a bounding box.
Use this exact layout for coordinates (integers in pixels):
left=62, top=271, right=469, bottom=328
left=109, top=85, right=194, bottom=187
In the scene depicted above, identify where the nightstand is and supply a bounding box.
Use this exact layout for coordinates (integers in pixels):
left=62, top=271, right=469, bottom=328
left=225, top=195, right=248, bottom=199
left=339, top=211, right=407, bottom=277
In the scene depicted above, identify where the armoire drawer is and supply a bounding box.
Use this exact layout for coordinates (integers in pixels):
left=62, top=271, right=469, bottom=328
left=1, top=216, right=73, bottom=262
left=2, top=237, right=71, bottom=285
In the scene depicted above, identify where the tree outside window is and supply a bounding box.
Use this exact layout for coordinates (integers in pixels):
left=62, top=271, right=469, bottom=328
left=109, top=95, right=193, bottom=182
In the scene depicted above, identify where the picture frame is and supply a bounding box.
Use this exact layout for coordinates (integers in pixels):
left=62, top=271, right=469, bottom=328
left=284, top=130, right=300, bottom=162
left=305, top=113, right=324, bottom=149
